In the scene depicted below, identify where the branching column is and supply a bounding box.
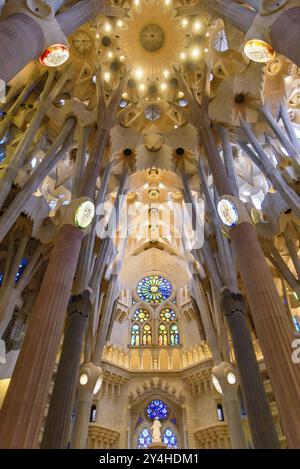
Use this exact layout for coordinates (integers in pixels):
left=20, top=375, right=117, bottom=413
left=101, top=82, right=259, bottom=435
left=0, top=0, right=106, bottom=83
left=40, top=292, right=92, bottom=449
left=221, top=289, right=280, bottom=448
left=0, top=224, right=85, bottom=448
left=198, top=120, right=300, bottom=448
left=0, top=74, right=126, bottom=448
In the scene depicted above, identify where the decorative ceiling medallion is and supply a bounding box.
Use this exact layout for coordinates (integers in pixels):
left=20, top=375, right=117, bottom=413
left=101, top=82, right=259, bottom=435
left=118, top=0, right=184, bottom=81
left=140, top=24, right=165, bottom=52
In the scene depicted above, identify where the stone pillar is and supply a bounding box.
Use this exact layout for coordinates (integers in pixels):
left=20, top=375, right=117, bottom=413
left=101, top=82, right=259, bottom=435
left=230, top=222, right=300, bottom=448
left=212, top=362, right=247, bottom=449
left=71, top=363, right=102, bottom=449
left=0, top=0, right=106, bottom=83
left=72, top=387, right=93, bottom=449
left=221, top=289, right=280, bottom=449
left=0, top=14, right=44, bottom=83
left=198, top=120, right=300, bottom=447
left=41, top=291, right=92, bottom=449
left=270, top=7, right=300, bottom=68
left=0, top=224, right=85, bottom=448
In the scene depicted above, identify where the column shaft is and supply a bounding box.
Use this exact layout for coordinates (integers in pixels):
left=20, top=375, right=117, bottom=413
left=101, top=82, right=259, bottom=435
left=71, top=389, right=93, bottom=449
left=222, top=388, right=247, bottom=449
left=0, top=225, right=84, bottom=448
left=223, top=294, right=280, bottom=448
left=0, top=14, right=43, bottom=82
left=200, top=121, right=300, bottom=448
left=231, top=223, right=300, bottom=447
left=41, top=310, right=88, bottom=449
left=270, top=8, right=300, bottom=69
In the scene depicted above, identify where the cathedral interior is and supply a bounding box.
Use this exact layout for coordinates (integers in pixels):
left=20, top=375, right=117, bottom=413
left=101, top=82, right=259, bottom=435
left=1, top=0, right=300, bottom=450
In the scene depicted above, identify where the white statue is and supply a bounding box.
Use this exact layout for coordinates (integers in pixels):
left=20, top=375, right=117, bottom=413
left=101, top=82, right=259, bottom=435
left=151, top=417, right=162, bottom=443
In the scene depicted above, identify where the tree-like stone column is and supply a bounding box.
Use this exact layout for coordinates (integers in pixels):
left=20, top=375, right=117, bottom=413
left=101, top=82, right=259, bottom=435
left=221, top=289, right=280, bottom=448
left=229, top=220, right=300, bottom=448
left=0, top=223, right=85, bottom=448
left=0, top=14, right=44, bottom=83
left=200, top=123, right=300, bottom=447
left=40, top=291, right=92, bottom=449
left=0, top=0, right=106, bottom=83
left=270, top=7, right=300, bottom=69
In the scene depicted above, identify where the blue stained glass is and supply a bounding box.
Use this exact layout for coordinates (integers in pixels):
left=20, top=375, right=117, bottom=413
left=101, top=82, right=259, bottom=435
left=170, top=323, right=180, bottom=346
left=0, top=146, right=5, bottom=163
left=136, top=275, right=172, bottom=304
left=147, top=400, right=168, bottom=420
left=293, top=316, right=300, bottom=332
left=138, top=428, right=152, bottom=449
left=15, top=258, right=28, bottom=283
left=163, top=428, right=178, bottom=449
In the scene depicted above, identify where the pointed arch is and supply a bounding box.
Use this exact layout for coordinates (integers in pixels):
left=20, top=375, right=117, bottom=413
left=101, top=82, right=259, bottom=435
left=162, top=427, right=178, bottom=448
left=142, top=323, right=152, bottom=345
left=170, top=322, right=180, bottom=346
left=158, top=323, right=168, bottom=346
left=137, top=425, right=152, bottom=449
left=131, top=323, right=140, bottom=346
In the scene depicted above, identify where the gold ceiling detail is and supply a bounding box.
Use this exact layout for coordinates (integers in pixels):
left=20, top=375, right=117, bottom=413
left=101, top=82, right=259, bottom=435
left=119, top=0, right=185, bottom=81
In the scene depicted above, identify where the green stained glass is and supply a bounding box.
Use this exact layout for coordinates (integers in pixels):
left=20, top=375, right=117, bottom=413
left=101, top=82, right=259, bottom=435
left=136, top=275, right=172, bottom=304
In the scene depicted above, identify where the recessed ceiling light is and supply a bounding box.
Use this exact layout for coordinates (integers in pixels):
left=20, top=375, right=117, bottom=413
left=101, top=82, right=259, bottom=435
left=181, top=18, right=188, bottom=28
left=191, top=47, right=201, bottom=59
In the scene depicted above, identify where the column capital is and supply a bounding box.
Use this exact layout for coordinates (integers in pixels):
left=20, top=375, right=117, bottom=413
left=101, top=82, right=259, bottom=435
left=212, top=361, right=239, bottom=393
left=54, top=197, right=95, bottom=234
left=78, top=362, right=103, bottom=397
left=68, top=289, right=94, bottom=319
left=220, top=288, right=246, bottom=318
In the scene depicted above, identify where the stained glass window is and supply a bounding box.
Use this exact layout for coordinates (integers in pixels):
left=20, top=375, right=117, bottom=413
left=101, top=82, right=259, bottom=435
left=136, top=275, right=172, bottom=304
left=138, top=428, right=152, bottom=448
left=170, top=324, right=180, bottom=346
left=131, top=324, right=140, bottom=346
left=143, top=324, right=152, bottom=345
left=147, top=400, right=169, bottom=420
left=15, top=258, right=28, bottom=283
left=133, top=308, right=150, bottom=323
left=163, top=428, right=178, bottom=449
left=158, top=324, right=168, bottom=346
left=160, top=308, right=176, bottom=323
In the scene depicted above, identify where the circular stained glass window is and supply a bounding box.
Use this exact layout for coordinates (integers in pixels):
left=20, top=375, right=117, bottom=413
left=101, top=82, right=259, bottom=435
left=160, top=308, right=176, bottom=323
left=133, top=308, right=150, bottom=323
left=147, top=400, right=169, bottom=420
left=137, top=275, right=172, bottom=304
